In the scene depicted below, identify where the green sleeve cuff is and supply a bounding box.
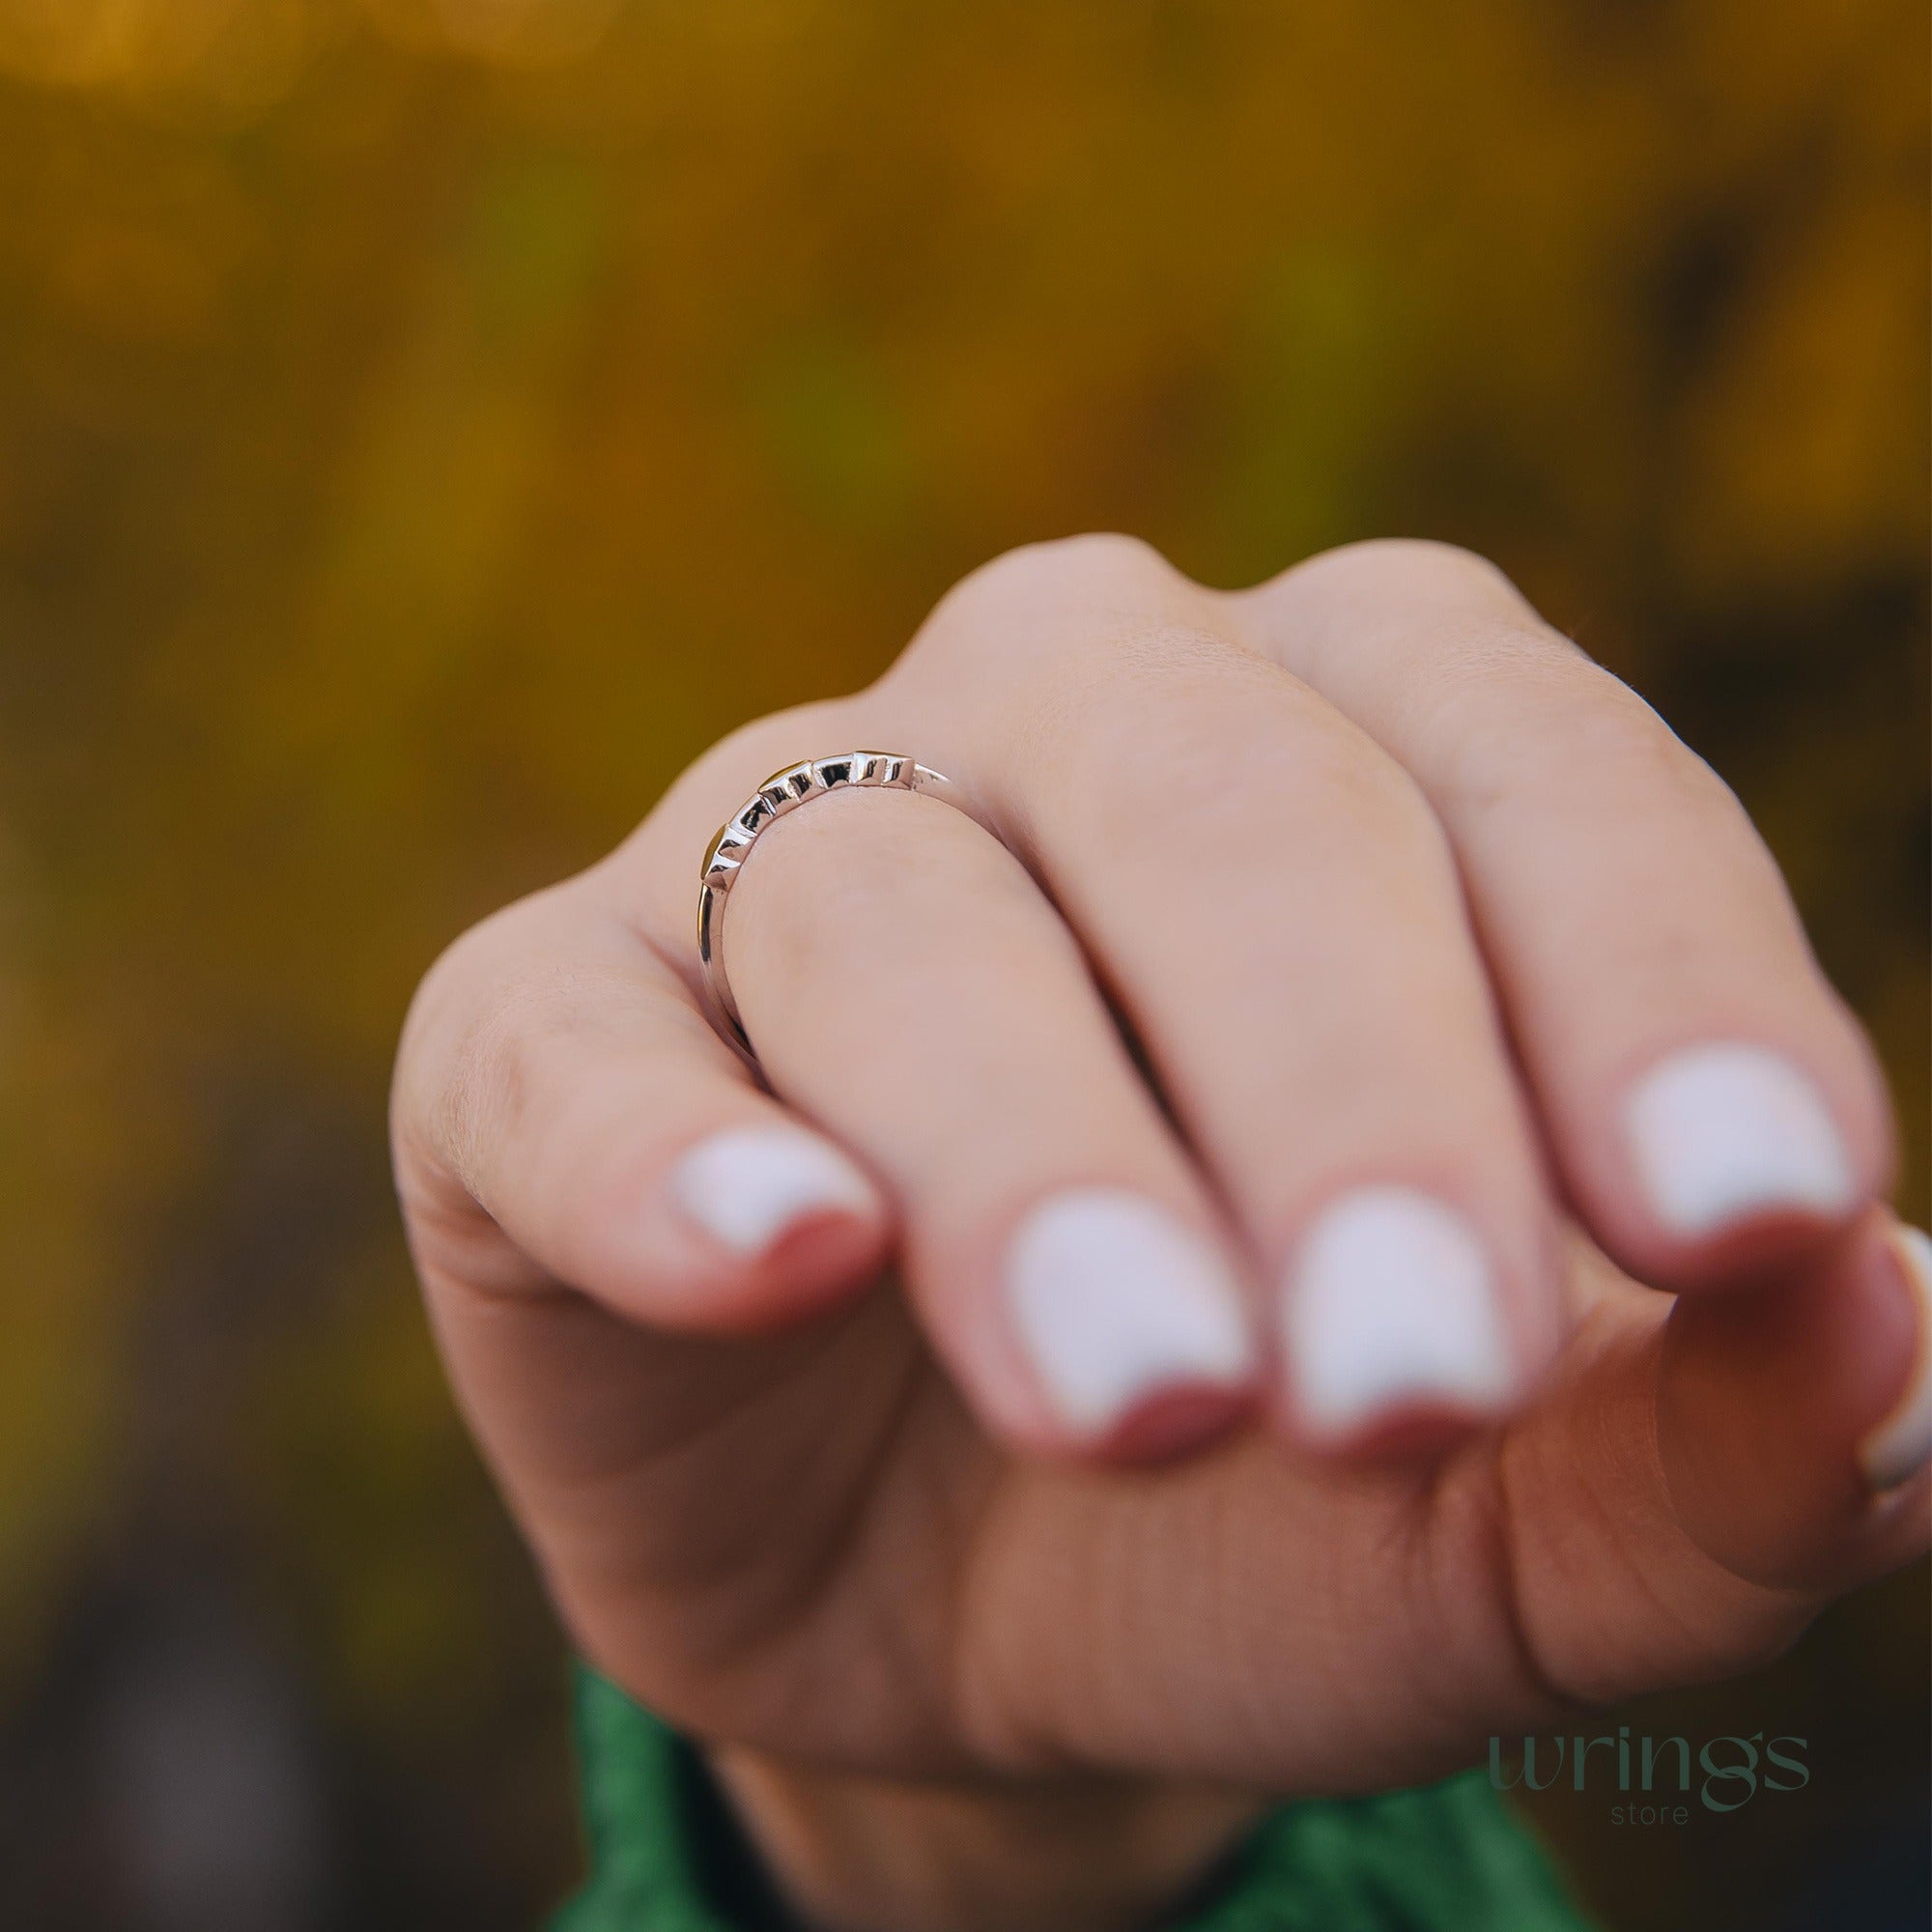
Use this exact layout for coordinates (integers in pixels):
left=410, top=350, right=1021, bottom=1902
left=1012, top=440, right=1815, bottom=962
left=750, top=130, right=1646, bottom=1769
left=552, top=1666, right=1599, bottom=1932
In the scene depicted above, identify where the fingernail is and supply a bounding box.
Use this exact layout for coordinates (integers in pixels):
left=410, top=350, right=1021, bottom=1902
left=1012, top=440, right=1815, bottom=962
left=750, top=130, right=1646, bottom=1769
left=1624, top=1043, right=1855, bottom=1239
left=670, top=1126, right=878, bottom=1257
left=1283, top=1187, right=1515, bottom=1436
left=1861, top=1224, right=1932, bottom=1490
left=1006, top=1190, right=1254, bottom=1437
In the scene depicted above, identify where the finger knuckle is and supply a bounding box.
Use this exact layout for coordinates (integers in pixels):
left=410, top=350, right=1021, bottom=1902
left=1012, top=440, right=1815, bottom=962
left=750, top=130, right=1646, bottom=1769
left=399, top=915, right=535, bottom=1171
left=1044, top=635, right=1258, bottom=804
left=899, top=532, right=1183, bottom=676
left=1316, top=536, right=1523, bottom=606
left=1049, top=648, right=1428, bottom=850
left=1573, top=702, right=1745, bottom=825
left=1440, top=668, right=1747, bottom=846
left=669, top=697, right=868, bottom=808
left=740, top=785, right=1021, bottom=945
left=957, top=530, right=1171, bottom=603
left=397, top=889, right=631, bottom=1182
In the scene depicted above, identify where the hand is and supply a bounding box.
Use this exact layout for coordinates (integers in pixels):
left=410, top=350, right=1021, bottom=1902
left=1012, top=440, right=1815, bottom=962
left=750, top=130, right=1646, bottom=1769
left=391, top=536, right=1929, bottom=1932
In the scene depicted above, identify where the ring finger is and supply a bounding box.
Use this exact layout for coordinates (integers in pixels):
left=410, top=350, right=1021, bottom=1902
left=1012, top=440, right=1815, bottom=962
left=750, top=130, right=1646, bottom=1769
left=715, top=776, right=1263, bottom=1461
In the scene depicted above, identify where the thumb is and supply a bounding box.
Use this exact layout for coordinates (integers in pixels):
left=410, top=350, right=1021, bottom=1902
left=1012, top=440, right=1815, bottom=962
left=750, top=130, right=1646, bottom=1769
left=1497, top=1215, right=1929, bottom=1711
left=1655, top=1211, right=1931, bottom=1592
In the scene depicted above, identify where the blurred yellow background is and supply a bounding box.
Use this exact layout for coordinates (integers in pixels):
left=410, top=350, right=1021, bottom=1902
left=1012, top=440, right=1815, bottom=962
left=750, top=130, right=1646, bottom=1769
left=0, top=3, right=1924, bottom=1927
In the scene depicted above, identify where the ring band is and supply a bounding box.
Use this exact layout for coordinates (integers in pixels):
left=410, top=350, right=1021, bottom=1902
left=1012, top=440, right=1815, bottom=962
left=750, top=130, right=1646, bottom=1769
left=696, top=752, right=974, bottom=1052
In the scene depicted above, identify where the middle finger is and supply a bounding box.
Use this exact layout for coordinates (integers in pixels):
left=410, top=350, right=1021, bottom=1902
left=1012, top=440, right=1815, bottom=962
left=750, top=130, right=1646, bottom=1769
left=922, top=539, right=1564, bottom=1450
left=720, top=778, right=1263, bottom=1463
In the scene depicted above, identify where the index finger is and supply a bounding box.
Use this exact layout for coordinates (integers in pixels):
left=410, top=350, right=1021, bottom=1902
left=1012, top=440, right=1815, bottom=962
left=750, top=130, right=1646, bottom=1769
left=1231, top=540, right=1894, bottom=1291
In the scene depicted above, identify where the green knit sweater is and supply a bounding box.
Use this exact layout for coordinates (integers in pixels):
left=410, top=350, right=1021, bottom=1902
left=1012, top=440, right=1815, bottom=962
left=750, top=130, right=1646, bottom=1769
left=552, top=1669, right=1599, bottom=1932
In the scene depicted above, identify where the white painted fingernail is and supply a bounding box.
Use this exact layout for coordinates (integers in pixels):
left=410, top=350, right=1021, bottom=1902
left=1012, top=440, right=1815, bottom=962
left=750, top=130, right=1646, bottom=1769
left=1284, top=1187, right=1515, bottom=1435
left=1861, top=1225, right=1932, bottom=1491
left=1624, top=1044, right=1856, bottom=1238
left=1006, top=1190, right=1254, bottom=1436
left=670, top=1126, right=878, bottom=1257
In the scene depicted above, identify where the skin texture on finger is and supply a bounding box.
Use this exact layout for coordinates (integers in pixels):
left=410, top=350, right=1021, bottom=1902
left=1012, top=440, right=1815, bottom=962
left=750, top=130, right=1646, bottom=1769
left=876, top=537, right=1564, bottom=1447
left=393, top=876, right=890, bottom=1333
left=949, top=1223, right=1931, bottom=1793
left=718, top=780, right=1262, bottom=1461
left=1226, top=541, right=1894, bottom=1293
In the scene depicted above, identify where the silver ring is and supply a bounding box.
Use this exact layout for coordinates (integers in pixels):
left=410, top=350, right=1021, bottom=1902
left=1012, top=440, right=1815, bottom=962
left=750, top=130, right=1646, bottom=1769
left=696, top=752, right=976, bottom=1053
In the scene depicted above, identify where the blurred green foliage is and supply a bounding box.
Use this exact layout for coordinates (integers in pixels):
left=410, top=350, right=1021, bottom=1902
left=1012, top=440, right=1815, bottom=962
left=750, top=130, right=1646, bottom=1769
left=0, top=3, right=1923, bottom=1926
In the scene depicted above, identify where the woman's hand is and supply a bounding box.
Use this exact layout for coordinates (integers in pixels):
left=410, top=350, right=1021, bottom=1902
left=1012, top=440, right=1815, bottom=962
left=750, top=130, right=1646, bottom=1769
left=391, top=536, right=1930, bottom=1932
